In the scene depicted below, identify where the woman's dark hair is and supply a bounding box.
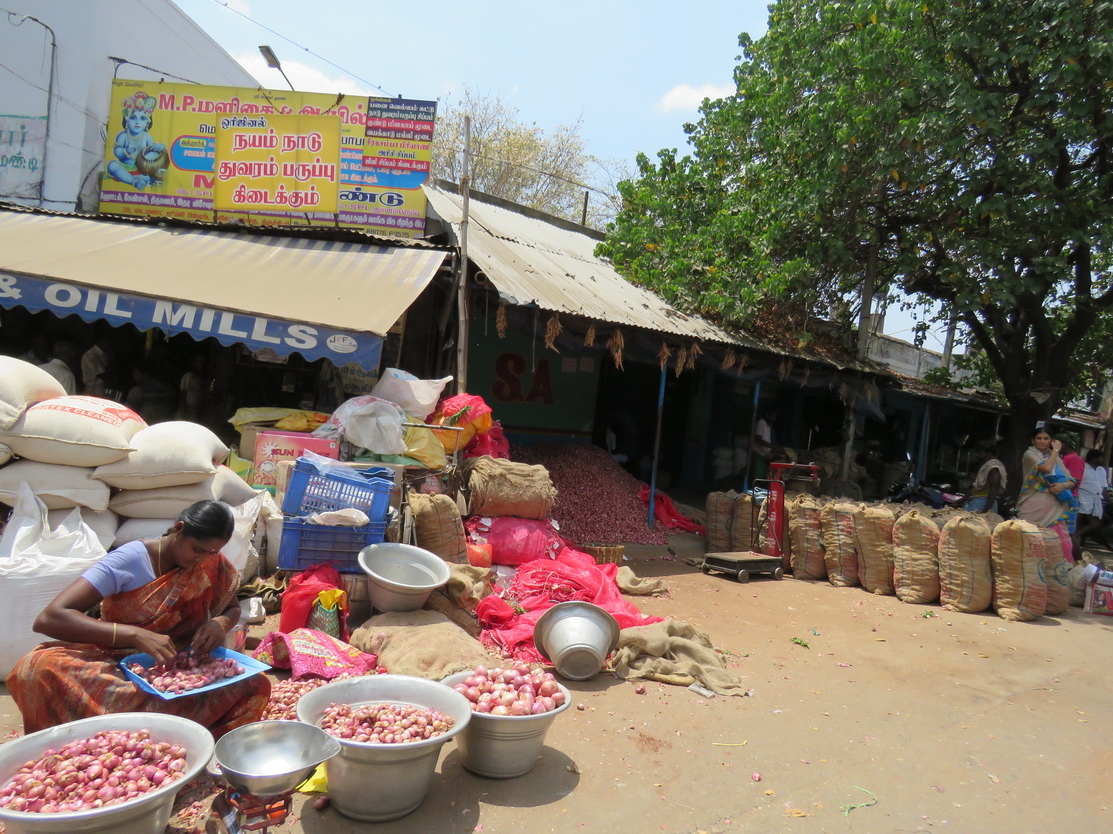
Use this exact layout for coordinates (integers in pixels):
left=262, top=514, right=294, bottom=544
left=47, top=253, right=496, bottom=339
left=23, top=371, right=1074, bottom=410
left=175, top=500, right=234, bottom=541
left=1032, top=426, right=1055, bottom=439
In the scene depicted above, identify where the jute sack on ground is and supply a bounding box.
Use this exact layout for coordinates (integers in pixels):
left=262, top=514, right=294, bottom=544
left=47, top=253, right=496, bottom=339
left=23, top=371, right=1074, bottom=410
left=705, top=491, right=736, bottom=552
left=349, top=609, right=496, bottom=679
left=788, top=494, right=826, bottom=580
left=853, top=504, right=896, bottom=595
left=991, top=519, right=1047, bottom=622
left=463, top=455, right=556, bottom=519
left=1038, top=528, right=1070, bottom=616
left=730, top=494, right=756, bottom=552
left=410, top=492, right=467, bottom=563
left=820, top=500, right=860, bottom=587
left=893, top=509, right=941, bottom=604
left=938, top=515, right=993, bottom=613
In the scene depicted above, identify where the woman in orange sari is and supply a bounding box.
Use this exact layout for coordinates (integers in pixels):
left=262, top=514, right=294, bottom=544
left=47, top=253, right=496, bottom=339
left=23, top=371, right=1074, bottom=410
left=7, top=501, right=269, bottom=739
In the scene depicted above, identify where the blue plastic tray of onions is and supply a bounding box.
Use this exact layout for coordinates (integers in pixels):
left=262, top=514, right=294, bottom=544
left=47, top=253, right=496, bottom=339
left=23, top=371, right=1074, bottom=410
left=120, top=646, right=270, bottom=701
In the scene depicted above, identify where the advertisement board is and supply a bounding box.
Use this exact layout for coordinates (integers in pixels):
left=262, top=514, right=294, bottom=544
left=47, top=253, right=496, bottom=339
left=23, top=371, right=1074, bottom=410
left=98, top=80, right=433, bottom=238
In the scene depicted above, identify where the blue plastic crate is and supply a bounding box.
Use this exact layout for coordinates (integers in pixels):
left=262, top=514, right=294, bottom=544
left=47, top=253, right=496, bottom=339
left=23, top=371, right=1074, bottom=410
left=277, top=517, right=387, bottom=573
left=282, top=458, right=393, bottom=521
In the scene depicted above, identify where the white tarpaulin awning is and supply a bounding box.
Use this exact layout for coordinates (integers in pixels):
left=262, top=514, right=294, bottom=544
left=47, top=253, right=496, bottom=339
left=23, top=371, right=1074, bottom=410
left=0, top=209, right=449, bottom=369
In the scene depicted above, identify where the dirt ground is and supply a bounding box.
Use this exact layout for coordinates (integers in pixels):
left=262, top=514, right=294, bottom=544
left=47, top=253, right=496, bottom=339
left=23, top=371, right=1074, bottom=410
left=2, top=533, right=1112, bottom=833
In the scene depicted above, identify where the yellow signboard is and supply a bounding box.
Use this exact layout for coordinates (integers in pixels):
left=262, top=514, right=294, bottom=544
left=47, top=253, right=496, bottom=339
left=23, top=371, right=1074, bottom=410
left=213, top=113, right=340, bottom=213
left=99, top=80, right=429, bottom=238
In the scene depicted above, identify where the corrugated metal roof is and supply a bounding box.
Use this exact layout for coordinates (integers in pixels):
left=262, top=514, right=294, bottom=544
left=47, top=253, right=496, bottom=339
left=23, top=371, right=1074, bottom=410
left=424, top=182, right=749, bottom=347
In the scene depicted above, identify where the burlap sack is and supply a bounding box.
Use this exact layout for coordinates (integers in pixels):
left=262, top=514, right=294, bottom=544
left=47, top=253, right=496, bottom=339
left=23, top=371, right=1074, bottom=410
left=788, top=494, right=826, bottom=580
left=991, top=519, right=1047, bottom=622
left=730, top=493, right=756, bottom=552
left=705, top=491, right=736, bottom=552
left=410, top=492, right=468, bottom=563
left=820, top=500, right=860, bottom=587
left=463, top=455, right=556, bottom=519
left=1038, top=528, right=1070, bottom=616
left=938, top=516, right=993, bottom=613
left=349, top=610, right=496, bottom=679
left=893, top=509, right=941, bottom=604
left=852, top=504, right=896, bottom=595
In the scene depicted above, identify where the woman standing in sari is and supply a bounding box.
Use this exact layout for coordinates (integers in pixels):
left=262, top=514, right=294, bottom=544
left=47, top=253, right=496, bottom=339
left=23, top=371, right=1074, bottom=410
left=1016, top=428, right=1077, bottom=561
left=7, top=501, right=269, bottom=739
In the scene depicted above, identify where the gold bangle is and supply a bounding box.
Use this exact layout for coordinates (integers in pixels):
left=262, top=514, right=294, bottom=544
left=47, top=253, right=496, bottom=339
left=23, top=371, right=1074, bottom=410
left=111, top=623, right=117, bottom=647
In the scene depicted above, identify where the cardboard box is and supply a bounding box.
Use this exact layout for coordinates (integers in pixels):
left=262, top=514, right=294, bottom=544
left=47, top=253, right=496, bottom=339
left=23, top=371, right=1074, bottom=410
left=253, top=430, right=339, bottom=488
left=1083, top=569, right=1113, bottom=616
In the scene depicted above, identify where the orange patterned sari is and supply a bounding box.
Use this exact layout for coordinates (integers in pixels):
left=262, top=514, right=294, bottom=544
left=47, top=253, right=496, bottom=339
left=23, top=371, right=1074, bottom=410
left=7, top=553, right=269, bottom=739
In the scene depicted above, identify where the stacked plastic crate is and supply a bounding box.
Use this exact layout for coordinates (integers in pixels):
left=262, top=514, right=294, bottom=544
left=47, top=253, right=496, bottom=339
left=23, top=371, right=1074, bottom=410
left=277, top=457, right=394, bottom=573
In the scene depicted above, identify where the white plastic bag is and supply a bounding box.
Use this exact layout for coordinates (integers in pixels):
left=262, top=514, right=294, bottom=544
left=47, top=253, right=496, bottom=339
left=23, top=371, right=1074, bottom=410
left=0, top=484, right=107, bottom=677
left=223, top=491, right=265, bottom=575
left=370, top=369, right=452, bottom=421
left=312, top=395, right=406, bottom=454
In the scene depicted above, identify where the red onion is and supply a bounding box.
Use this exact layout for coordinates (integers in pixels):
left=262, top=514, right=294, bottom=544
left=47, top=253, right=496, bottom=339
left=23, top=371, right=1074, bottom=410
left=0, top=729, right=186, bottom=813
left=129, top=651, right=242, bottom=695
left=453, top=664, right=564, bottom=715
left=318, top=702, right=454, bottom=744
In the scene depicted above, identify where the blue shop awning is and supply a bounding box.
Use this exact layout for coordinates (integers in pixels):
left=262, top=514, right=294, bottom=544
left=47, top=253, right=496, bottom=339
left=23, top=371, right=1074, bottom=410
left=0, top=209, right=449, bottom=370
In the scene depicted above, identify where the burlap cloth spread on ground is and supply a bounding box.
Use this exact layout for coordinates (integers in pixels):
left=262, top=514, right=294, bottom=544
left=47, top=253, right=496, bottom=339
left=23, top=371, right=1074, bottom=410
left=615, top=566, right=668, bottom=596
left=611, top=619, right=747, bottom=696
left=423, top=563, right=496, bottom=637
left=350, top=610, right=496, bottom=679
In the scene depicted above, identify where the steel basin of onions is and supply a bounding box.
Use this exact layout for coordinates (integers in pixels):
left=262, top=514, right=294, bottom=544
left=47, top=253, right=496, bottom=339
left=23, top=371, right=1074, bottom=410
left=296, top=675, right=471, bottom=822
left=441, top=669, right=572, bottom=778
left=0, top=712, right=214, bottom=834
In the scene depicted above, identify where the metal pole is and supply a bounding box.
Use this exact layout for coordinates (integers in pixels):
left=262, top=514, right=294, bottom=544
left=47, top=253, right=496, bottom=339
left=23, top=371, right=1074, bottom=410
left=456, top=117, right=471, bottom=393
left=581, top=191, right=589, bottom=226
left=647, top=363, right=667, bottom=529
left=744, top=380, right=762, bottom=493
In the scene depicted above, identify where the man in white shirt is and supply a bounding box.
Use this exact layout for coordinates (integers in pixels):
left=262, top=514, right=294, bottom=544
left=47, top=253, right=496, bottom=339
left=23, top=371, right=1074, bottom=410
left=752, top=407, right=783, bottom=481
left=81, top=337, right=111, bottom=397
left=39, top=341, right=77, bottom=395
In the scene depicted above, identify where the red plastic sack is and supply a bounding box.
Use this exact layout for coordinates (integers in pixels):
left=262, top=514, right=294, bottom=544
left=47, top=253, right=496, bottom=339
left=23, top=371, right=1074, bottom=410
left=464, top=421, right=510, bottom=460
left=432, top=394, right=493, bottom=454
left=279, top=565, right=351, bottom=642
left=251, top=628, right=383, bottom=680
left=466, top=542, right=493, bottom=568
left=637, top=484, right=707, bottom=535
left=465, top=516, right=564, bottom=565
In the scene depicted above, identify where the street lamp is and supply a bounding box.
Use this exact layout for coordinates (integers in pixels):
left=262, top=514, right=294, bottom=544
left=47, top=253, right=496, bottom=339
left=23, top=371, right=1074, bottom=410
left=258, top=44, right=294, bottom=91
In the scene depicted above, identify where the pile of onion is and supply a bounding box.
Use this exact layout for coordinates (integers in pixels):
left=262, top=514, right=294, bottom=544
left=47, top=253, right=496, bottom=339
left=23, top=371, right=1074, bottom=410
left=0, top=729, right=187, bottom=813
left=453, top=663, right=566, bottom=716
left=130, top=651, right=242, bottom=695
left=319, top=702, right=455, bottom=744
left=261, top=675, right=354, bottom=721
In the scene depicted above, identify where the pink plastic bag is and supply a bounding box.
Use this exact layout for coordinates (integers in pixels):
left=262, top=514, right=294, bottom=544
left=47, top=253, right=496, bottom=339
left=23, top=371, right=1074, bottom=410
left=251, top=628, right=384, bottom=680
left=465, top=421, right=510, bottom=460
left=466, top=516, right=565, bottom=565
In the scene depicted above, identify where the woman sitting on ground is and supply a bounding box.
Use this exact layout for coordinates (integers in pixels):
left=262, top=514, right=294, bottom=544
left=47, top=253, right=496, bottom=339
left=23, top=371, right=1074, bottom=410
left=6, top=500, right=269, bottom=739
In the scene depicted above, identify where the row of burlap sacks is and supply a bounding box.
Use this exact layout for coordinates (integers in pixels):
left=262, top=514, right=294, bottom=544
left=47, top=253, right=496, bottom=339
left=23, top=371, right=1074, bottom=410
left=707, top=490, right=1085, bottom=622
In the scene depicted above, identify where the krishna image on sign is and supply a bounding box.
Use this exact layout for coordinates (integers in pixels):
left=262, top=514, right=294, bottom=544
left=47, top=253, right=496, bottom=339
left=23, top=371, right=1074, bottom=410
left=106, top=91, right=169, bottom=190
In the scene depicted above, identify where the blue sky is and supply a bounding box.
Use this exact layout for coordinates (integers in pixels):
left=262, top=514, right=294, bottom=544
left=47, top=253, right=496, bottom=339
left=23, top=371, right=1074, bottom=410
left=169, top=0, right=939, bottom=348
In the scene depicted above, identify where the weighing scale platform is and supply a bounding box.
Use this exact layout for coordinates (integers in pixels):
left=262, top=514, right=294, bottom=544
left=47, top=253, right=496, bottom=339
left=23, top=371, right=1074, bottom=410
left=701, top=552, right=784, bottom=582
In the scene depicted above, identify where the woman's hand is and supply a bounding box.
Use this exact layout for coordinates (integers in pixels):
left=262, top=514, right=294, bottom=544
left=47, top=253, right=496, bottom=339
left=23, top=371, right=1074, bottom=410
left=1051, top=440, right=1063, bottom=453
left=1049, top=482, right=1067, bottom=495
left=191, top=619, right=227, bottom=655
left=127, top=627, right=177, bottom=665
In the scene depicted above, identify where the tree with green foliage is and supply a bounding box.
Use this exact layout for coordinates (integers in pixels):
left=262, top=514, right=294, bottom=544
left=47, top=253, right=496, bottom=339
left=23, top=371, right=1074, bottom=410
left=431, top=86, right=625, bottom=229
left=599, top=0, right=1113, bottom=483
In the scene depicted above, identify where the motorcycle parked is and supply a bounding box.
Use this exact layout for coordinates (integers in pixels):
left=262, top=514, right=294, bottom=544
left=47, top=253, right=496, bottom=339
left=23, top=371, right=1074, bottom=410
left=887, top=474, right=965, bottom=509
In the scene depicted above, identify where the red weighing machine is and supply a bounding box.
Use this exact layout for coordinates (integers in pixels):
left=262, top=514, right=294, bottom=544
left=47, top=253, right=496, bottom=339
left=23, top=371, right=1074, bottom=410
left=701, top=462, right=820, bottom=582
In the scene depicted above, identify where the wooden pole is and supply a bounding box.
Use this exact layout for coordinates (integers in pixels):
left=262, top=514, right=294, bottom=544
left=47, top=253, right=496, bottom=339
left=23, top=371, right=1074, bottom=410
left=457, top=117, right=471, bottom=393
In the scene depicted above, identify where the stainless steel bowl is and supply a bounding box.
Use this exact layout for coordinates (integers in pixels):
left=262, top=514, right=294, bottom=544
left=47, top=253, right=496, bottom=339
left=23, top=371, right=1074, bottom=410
left=533, top=601, right=621, bottom=681
left=0, top=712, right=214, bottom=834
left=296, top=674, right=471, bottom=822
left=223, top=623, right=248, bottom=652
left=214, top=721, right=340, bottom=798
left=441, top=671, right=572, bottom=778
left=357, top=543, right=451, bottom=612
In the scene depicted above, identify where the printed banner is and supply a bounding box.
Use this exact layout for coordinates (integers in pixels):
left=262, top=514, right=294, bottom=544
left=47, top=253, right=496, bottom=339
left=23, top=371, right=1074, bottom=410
left=363, top=98, right=436, bottom=191
left=98, top=80, right=431, bottom=238
left=0, top=271, right=382, bottom=370
left=213, top=113, right=341, bottom=212
left=0, top=115, right=47, bottom=200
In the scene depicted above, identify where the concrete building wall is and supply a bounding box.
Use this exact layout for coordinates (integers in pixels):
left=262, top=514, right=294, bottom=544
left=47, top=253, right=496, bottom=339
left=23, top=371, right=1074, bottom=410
left=0, top=0, right=256, bottom=211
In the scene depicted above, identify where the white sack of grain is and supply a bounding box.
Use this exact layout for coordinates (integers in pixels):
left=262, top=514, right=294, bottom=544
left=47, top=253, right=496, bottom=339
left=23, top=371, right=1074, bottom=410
left=0, top=396, right=145, bottom=467
left=0, top=356, right=67, bottom=431
left=0, top=460, right=110, bottom=511
left=94, top=421, right=229, bottom=489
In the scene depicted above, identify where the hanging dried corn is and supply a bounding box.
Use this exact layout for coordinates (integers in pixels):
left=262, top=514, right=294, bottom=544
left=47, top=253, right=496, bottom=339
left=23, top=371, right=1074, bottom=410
left=778, top=359, right=793, bottom=380
left=674, top=345, right=688, bottom=377
left=607, top=329, right=625, bottom=370
left=657, top=342, right=672, bottom=370
left=722, top=348, right=737, bottom=370
left=544, top=312, right=562, bottom=352
left=496, top=303, right=508, bottom=339
left=685, top=342, right=702, bottom=370
left=584, top=324, right=596, bottom=347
